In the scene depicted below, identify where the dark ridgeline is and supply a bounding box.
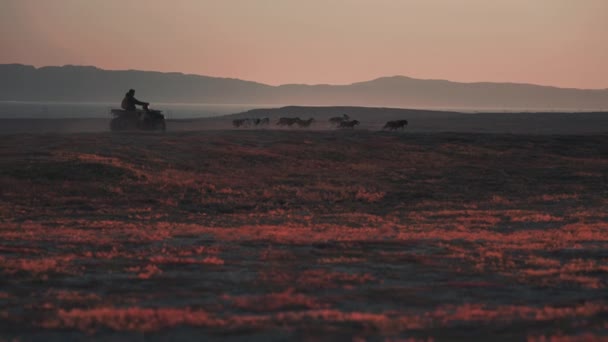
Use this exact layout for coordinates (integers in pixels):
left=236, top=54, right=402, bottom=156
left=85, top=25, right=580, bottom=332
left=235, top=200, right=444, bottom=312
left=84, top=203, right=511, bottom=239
left=1, top=64, right=607, bottom=109
left=230, top=106, right=459, bottom=122
left=225, top=106, right=608, bottom=135
left=0, top=64, right=271, bottom=104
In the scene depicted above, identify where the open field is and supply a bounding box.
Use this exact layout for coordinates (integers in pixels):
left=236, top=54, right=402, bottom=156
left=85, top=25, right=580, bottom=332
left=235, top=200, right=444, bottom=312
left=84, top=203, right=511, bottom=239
left=1, top=130, right=607, bottom=340
left=1, top=108, right=607, bottom=135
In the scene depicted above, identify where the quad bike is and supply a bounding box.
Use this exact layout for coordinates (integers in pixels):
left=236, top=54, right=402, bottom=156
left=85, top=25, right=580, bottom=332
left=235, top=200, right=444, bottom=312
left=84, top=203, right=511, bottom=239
left=110, top=106, right=166, bottom=132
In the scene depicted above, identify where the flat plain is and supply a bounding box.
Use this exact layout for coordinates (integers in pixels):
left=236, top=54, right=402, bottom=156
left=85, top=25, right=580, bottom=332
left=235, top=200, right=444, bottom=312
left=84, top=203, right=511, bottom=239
left=1, top=127, right=607, bottom=340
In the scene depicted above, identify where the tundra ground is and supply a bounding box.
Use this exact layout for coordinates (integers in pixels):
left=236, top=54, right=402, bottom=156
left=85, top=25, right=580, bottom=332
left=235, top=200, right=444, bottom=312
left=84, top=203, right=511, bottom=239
left=1, top=130, right=607, bottom=340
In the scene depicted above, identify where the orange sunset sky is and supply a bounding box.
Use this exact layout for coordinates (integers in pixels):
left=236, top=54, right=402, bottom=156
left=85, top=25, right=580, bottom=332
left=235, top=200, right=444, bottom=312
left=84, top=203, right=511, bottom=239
left=1, top=0, right=607, bottom=89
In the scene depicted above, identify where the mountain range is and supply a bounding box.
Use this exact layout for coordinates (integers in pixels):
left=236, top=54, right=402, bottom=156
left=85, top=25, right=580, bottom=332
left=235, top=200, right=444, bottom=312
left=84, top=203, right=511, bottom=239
left=1, top=64, right=607, bottom=110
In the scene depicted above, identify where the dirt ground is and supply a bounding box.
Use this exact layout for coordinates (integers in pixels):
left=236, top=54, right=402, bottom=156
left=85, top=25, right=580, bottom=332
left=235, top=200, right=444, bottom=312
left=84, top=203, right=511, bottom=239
left=1, top=110, right=607, bottom=135
left=1, top=129, right=607, bottom=340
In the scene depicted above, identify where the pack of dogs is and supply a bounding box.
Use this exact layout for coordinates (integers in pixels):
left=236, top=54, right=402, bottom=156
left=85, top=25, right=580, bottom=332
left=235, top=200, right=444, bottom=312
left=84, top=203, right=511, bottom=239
left=232, top=114, right=408, bottom=131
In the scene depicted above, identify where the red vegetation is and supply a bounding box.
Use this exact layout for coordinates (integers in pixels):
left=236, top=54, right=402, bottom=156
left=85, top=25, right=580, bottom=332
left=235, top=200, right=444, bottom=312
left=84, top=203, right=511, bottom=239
left=0, top=131, right=606, bottom=339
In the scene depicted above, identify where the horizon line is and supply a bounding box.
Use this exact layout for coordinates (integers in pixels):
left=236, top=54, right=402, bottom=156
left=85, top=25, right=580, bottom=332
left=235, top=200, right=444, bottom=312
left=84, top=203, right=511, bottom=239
left=2, top=62, right=608, bottom=91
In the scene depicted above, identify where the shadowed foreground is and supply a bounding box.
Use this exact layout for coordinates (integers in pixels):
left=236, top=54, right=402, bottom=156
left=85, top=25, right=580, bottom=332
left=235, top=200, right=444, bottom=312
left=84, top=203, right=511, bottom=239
left=1, top=130, right=607, bottom=340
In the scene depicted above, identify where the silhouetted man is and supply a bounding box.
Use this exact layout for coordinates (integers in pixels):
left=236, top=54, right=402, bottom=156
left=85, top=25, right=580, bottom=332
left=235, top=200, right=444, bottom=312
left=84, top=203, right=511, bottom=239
left=121, top=89, right=149, bottom=111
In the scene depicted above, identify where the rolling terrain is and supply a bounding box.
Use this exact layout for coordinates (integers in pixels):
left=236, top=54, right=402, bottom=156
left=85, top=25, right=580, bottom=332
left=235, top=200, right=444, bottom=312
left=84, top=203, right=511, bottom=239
left=2, top=64, right=608, bottom=109
left=1, top=106, right=607, bottom=135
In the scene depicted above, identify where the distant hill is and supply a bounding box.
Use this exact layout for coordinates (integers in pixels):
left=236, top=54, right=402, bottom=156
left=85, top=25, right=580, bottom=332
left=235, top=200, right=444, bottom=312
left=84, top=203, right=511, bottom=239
left=0, top=64, right=272, bottom=104
left=1, top=64, right=607, bottom=109
left=228, top=106, right=462, bottom=121
left=225, top=106, right=608, bottom=135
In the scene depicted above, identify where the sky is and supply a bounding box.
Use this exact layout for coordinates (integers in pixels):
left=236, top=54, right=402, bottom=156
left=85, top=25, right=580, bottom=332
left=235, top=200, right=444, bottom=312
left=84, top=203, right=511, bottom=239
left=1, top=0, right=607, bottom=89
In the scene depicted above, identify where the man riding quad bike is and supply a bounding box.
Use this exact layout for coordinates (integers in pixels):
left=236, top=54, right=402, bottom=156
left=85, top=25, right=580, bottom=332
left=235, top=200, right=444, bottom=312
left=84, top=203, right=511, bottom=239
left=110, top=89, right=166, bottom=131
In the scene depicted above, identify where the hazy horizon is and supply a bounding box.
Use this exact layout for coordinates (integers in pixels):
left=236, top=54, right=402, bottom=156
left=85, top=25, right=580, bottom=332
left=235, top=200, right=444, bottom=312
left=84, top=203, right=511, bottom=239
left=4, top=63, right=608, bottom=91
left=2, top=0, right=607, bottom=89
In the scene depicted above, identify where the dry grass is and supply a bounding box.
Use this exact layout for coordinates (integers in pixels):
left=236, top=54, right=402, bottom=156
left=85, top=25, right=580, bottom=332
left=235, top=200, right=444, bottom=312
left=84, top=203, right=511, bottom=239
left=0, top=130, right=607, bottom=340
